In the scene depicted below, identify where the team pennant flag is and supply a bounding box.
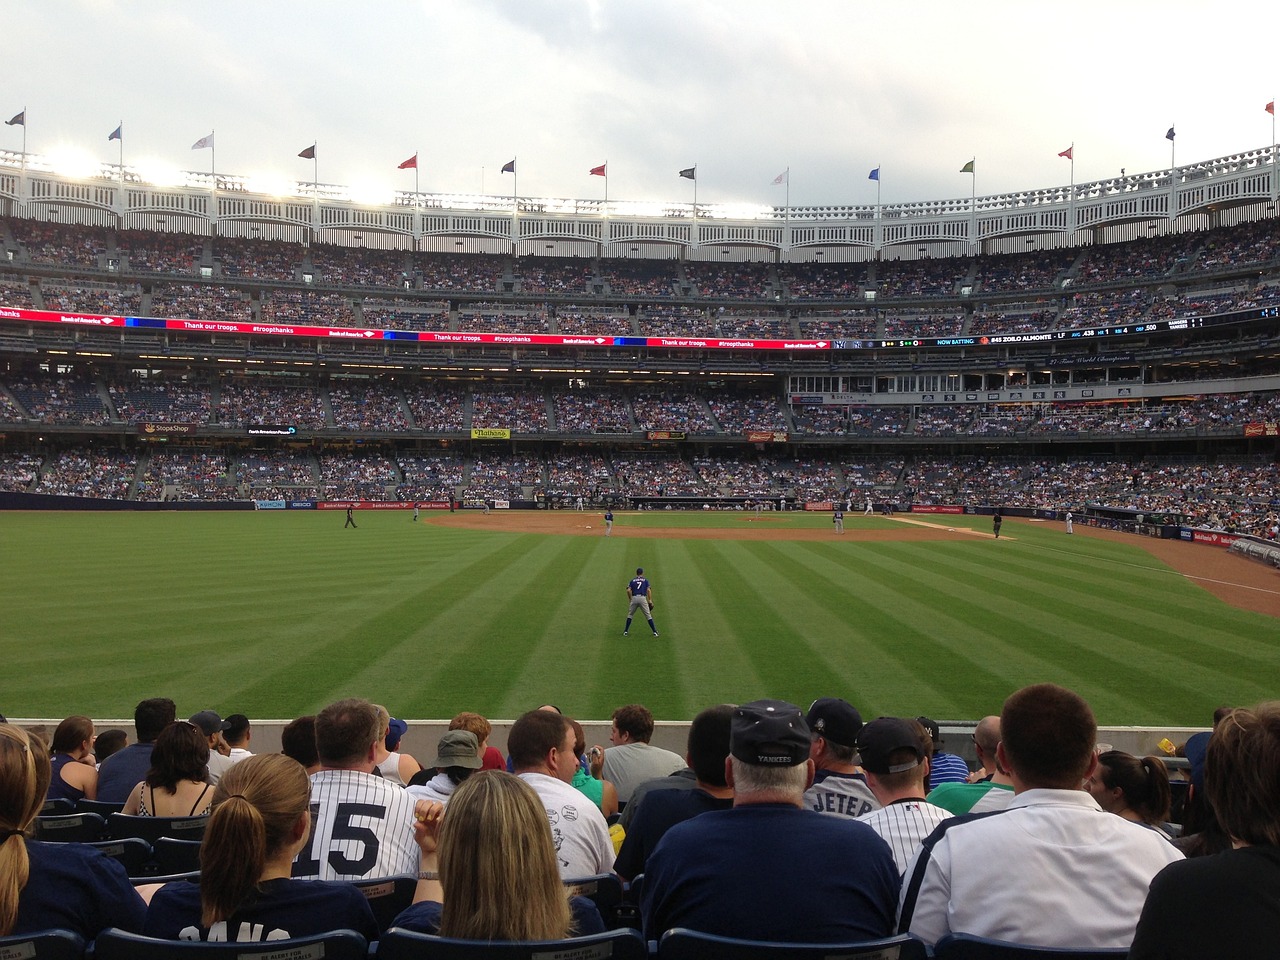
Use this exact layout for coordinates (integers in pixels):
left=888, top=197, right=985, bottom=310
left=1267, top=101, right=1275, bottom=116
left=6, top=111, right=25, bottom=126
left=1058, top=146, right=1073, bottom=160
left=589, top=163, right=606, bottom=177
left=108, top=125, right=122, bottom=142
left=398, top=154, right=418, bottom=170
left=868, top=167, right=880, bottom=181
left=501, top=159, right=516, bottom=174
left=678, top=166, right=696, bottom=180
left=191, top=133, right=214, bottom=150
left=298, top=144, right=316, bottom=160
left=772, top=170, right=788, bottom=185
left=1165, top=126, right=1176, bottom=141
left=960, top=159, right=975, bottom=173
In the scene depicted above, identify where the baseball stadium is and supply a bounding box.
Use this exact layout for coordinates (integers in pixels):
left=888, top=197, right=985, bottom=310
left=2, top=132, right=1279, bottom=732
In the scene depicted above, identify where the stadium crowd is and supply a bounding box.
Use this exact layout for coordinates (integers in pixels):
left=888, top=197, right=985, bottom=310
left=4, top=689, right=1272, bottom=956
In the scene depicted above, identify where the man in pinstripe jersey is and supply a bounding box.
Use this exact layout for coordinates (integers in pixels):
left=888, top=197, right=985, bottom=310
left=293, top=697, right=423, bottom=882
left=855, top=717, right=953, bottom=875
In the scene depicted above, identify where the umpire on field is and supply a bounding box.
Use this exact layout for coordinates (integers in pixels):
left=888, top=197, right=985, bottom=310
left=624, top=567, right=659, bottom=638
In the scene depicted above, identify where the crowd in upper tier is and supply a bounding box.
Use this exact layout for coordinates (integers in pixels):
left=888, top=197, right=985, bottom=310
left=3, top=213, right=1280, bottom=340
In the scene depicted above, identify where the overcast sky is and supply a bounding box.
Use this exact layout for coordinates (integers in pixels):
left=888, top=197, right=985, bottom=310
left=4, top=0, right=1278, bottom=210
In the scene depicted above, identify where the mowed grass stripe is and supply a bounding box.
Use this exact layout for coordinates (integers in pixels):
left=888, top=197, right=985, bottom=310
left=3, top=511, right=1278, bottom=723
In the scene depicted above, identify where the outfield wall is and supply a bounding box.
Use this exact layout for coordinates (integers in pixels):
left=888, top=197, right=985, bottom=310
left=10, top=719, right=1209, bottom=773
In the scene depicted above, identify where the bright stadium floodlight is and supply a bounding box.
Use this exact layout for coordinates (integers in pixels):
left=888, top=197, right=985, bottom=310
left=243, top=172, right=300, bottom=199
left=133, top=158, right=185, bottom=189
left=347, top=180, right=395, bottom=207
left=45, top=145, right=100, bottom=180
left=717, top=202, right=776, bottom=221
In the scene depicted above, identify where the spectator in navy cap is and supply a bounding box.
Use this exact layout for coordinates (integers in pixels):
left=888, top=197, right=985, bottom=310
left=641, top=699, right=900, bottom=943
left=804, top=696, right=879, bottom=818
left=189, top=710, right=234, bottom=785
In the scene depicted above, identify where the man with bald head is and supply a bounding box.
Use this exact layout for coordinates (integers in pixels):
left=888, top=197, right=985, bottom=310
left=925, top=715, right=1014, bottom=815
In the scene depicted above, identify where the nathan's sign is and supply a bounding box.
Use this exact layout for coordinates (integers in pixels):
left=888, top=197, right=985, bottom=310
left=646, top=431, right=686, bottom=441
left=471, top=428, right=511, bottom=440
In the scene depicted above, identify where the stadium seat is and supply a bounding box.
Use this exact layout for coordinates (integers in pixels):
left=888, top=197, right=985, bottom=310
left=350, top=874, right=417, bottom=933
left=94, top=929, right=368, bottom=960
left=658, top=928, right=928, bottom=960
left=76, top=798, right=125, bottom=817
left=85, top=838, right=154, bottom=878
left=566, top=873, right=624, bottom=928
left=379, top=927, right=648, bottom=960
left=32, top=812, right=107, bottom=843
left=152, top=837, right=203, bottom=876
left=107, top=813, right=206, bottom=844
left=0, top=929, right=85, bottom=960
left=933, top=933, right=1129, bottom=958
left=41, top=798, right=75, bottom=815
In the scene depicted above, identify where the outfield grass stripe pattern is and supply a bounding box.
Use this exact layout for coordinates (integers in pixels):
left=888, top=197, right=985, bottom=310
left=2, top=511, right=1276, bottom=723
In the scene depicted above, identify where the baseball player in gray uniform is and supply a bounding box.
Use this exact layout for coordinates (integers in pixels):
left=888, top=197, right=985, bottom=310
left=624, top=567, right=659, bottom=637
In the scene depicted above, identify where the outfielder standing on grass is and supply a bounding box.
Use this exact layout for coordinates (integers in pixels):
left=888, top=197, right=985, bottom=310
left=833, top=506, right=844, bottom=535
left=624, top=567, right=659, bottom=638
left=605, top=508, right=614, bottom=536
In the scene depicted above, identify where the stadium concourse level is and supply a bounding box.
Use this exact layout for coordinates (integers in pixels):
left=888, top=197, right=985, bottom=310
left=4, top=216, right=1280, bottom=341
left=2, top=442, right=1279, bottom=537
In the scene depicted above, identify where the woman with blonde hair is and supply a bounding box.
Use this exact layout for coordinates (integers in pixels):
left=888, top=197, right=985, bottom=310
left=123, top=721, right=214, bottom=817
left=0, top=723, right=144, bottom=938
left=393, top=770, right=604, bottom=939
left=372, top=705, right=422, bottom=786
left=144, top=753, right=377, bottom=942
left=46, top=715, right=98, bottom=803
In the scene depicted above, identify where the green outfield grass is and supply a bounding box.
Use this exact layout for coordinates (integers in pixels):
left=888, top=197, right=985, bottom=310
left=2, top=509, right=1276, bottom=724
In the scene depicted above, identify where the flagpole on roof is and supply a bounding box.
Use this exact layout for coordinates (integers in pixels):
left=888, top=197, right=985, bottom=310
left=1270, top=100, right=1276, bottom=203
left=1058, top=144, right=1075, bottom=233
left=875, top=167, right=881, bottom=256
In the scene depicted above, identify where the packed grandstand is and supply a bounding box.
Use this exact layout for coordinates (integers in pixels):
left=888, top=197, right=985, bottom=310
left=2, top=146, right=1280, bottom=540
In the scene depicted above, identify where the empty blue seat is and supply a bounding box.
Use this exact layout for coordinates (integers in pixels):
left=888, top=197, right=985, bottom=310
left=933, top=933, right=1129, bottom=959
left=379, top=926, right=648, bottom=960
left=658, top=927, right=928, bottom=960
